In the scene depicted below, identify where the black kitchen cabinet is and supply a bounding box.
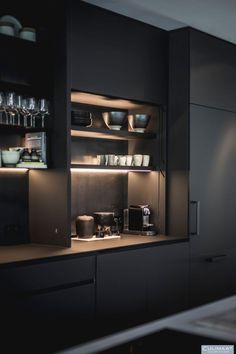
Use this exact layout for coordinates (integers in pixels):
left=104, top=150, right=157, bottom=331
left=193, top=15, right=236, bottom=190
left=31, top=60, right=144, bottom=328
left=96, top=248, right=147, bottom=332
left=190, top=104, right=236, bottom=253
left=0, top=1, right=71, bottom=247
left=147, top=242, right=189, bottom=319
left=190, top=248, right=236, bottom=306
left=0, top=255, right=96, bottom=326
left=168, top=28, right=236, bottom=307
left=96, top=242, right=189, bottom=334
left=68, top=1, right=168, bottom=105
left=23, top=283, right=95, bottom=321
left=190, top=29, right=236, bottom=111
left=168, top=27, right=236, bottom=243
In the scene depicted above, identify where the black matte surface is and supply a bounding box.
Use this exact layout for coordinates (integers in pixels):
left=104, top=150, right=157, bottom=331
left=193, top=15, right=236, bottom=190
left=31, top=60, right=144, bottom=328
left=69, top=1, right=168, bottom=104
left=167, top=29, right=189, bottom=237
left=190, top=104, right=236, bottom=253
left=0, top=171, right=29, bottom=244
left=190, top=29, right=236, bottom=111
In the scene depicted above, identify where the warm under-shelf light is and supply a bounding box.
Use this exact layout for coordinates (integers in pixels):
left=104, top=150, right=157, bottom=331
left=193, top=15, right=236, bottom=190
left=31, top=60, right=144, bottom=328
left=0, top=168, right=28, bottom=172
left=71, top=92, right=143, bottom=110
left=70, top=168, right=152, bottom=173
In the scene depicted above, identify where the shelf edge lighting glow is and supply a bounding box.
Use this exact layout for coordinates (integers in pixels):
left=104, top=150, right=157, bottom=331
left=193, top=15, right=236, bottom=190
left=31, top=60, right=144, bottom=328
left=70, top=168, right=152, bottom=173
left=0, top=168, right=28, bottom=172
left=71, top=92, right=144, bottom=109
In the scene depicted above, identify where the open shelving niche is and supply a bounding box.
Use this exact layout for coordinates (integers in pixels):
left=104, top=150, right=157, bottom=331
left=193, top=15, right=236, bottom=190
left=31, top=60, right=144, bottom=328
left=70, top=91, right=167, bottom=237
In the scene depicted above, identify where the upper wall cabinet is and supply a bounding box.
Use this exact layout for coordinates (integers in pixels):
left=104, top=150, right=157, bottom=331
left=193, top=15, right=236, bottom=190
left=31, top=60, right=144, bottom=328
left=68, top=1, right=168, bottom=105
left=190, top=29, right=236, bottom=111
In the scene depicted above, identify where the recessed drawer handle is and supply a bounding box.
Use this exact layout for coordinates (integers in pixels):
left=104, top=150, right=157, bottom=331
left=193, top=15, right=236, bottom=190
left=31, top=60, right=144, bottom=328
left=205, top=254, right=227, bottom=263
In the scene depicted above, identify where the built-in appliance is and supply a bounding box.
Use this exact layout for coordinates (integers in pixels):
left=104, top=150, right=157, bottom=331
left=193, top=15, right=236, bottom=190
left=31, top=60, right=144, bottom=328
left=126, top=204, right=156, bottom=235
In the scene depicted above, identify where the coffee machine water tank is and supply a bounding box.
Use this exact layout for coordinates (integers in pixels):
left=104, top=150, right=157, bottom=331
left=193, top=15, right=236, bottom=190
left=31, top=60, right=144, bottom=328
left=128, top=205, right=151, bottom=231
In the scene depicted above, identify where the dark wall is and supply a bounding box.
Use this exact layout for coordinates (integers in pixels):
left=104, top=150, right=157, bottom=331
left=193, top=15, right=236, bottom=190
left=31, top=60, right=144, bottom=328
left=69, top=1, right=168, bottom=104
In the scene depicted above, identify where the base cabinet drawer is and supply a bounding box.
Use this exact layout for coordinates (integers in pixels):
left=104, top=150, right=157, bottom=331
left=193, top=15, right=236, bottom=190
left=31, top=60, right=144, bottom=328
left=190, top=248, right=236, bottom=307
left=0, top=255, right=95, bottom=293
left=22, top=283, right=95, bottom=320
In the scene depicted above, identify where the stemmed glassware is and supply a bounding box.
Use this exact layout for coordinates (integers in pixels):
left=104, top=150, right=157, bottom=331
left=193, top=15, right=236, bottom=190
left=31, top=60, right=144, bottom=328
left=0, top=92, right=50, bottom=128
left=15, top=95, right=23, bottom=126
left=38, top=99, right=49, bottom=128
left=0, top=92, right=6, bottom=124
left=5, top=92, right=17, bottom=125
left=21, top=98, right=31, bottom=127
left=25, top=97, right=39, bottom=128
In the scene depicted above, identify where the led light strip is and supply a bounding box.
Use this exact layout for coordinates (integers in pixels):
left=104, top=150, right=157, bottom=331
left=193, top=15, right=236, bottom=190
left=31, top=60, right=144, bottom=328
left=70, top=168, right=152, bottom=173
left=0, top=168, right=28, bottom=172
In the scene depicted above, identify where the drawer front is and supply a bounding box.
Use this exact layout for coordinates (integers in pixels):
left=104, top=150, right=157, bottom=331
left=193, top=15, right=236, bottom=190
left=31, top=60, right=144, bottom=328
left=22, top=283, right=95, bottom=320
left=190, top=249, right=236, bottom=307
left=0, top=255, right=95, bottom=293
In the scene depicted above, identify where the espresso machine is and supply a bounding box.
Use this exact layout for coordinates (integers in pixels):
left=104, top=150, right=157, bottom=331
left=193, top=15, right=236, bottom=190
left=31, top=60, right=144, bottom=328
left=125, top=205, right=157, bottom=235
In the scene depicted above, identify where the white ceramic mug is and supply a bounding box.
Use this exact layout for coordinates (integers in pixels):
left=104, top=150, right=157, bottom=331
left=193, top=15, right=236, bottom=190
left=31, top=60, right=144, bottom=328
left=133, top=154, right=143, bottom=166
left=126, top=155, right=133, bottom=166
left=107, top=154, right=115, bottom=165
left=118, top=155, right=127, bottom=166
left=114, top=155, right=119, bottom=166
left=97, top=155, right=106, bottom=165
left=142, top=155, right=150, bottom=167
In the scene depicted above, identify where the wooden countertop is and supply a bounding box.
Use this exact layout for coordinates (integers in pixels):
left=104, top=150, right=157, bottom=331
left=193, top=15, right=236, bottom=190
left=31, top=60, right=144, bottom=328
left=0, top=234, right=187, bottom=266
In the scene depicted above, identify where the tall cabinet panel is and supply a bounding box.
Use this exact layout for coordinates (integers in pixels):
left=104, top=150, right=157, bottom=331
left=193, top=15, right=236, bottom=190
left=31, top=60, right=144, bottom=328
left=168, top=27, right=236, bottom=307
left=190, top=105, right=236, bottom=254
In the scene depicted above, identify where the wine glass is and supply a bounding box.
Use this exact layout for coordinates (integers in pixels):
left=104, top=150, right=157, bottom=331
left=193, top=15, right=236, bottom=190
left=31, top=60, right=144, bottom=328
left=38, top=99, right=49, bottom=128
left=21, top=98, right=31, bottom=128
left=25, top=97, right=39, bottom=128
left=15, top=95, right=23, bottom=126
left=5, top=92, right=17, bottom=125
left=0, top=92, right=6, bottom=124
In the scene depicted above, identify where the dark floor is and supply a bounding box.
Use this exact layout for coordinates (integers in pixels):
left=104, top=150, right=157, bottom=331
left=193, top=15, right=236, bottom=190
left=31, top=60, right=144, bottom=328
left=100, top=329, right=235, bottom=354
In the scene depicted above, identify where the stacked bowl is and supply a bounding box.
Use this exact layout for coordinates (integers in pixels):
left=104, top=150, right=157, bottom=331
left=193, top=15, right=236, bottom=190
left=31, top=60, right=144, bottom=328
left=71, top=110, right=92, bottom=127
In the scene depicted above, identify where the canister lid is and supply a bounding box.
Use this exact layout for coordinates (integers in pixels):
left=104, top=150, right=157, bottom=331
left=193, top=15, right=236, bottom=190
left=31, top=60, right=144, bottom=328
left=77, top=215, right=94, bottom=221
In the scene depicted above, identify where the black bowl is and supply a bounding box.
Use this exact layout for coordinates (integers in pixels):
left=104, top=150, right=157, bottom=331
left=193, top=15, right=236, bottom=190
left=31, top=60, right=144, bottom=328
left=102, top=111, right=127, bottom=130
left=129, top=114, right=150, bottom=129
left=72, top=110, right=91, bottom=118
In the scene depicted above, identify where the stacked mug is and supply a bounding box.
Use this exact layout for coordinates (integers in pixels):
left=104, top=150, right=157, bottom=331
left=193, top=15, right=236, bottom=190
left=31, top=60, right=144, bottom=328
left=97, top=154, right=150, bottom=167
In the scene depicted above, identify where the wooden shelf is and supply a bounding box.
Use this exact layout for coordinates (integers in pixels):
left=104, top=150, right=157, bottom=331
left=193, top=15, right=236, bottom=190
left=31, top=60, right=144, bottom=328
left=71, top=126, right=157, bottom=141
left=70, top=164, right=154, bottom=172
